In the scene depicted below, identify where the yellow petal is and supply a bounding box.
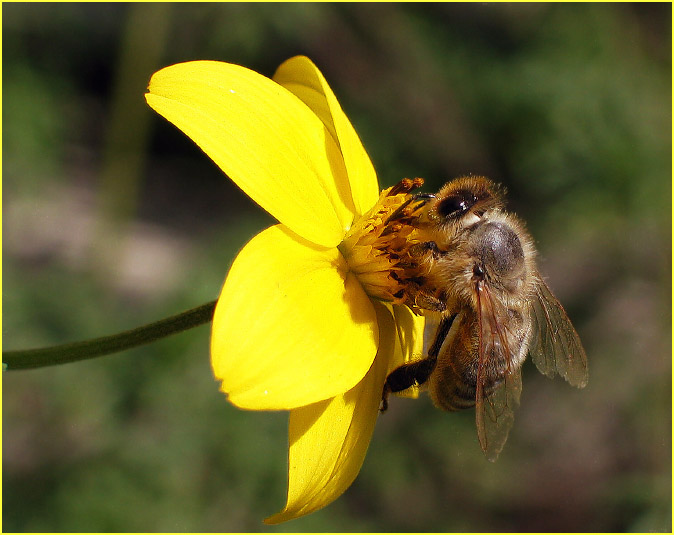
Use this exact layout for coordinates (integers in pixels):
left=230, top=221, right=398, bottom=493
left=146, top=60, right=356, bottom=247
left=211, top=224, right=378, bottom=410
left=273, top=56, right=379, bottom=216
left=265, top=303, right=395, bottom=524
left=389, top=304, right=426, bottom=372
left=388, top=304, right=427, bottom=399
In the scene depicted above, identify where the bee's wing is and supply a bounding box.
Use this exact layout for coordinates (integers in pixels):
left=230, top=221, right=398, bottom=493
left=529, top=279, right=588, bottom=388
left=476, top=366, right=522, bottom=462
left=474, top=282, right=523, bottom=462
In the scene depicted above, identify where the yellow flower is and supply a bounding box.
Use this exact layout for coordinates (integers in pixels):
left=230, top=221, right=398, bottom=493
left=145, top=56, right=425, bottom=523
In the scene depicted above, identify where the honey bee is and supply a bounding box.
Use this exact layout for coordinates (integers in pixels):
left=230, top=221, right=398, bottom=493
left=383, top=176, right=588, bottom=461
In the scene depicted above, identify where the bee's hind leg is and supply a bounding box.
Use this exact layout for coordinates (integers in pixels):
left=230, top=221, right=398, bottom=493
left=380, top=313, right=456, bottom=411
left=381, top=357, right=438, bottom=412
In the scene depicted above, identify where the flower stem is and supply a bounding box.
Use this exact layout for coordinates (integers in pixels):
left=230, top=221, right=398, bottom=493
left=3, top=300, right=217, bottom=371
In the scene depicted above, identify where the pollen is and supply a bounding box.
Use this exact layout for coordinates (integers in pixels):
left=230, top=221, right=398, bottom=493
left=339, top=178, right=429, bottom=306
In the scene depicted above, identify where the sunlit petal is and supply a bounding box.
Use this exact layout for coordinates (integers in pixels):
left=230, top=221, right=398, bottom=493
left=388, top=304, right=427, bottom=399
left=265, top=303, right=395, bottom=524
left=146, top=60, right=356, bottom=247
left=389, top=304, right=427, bottom=372
left=211, top=224, right=378, bottom=410
left=273, top=56, right=379, bottom=216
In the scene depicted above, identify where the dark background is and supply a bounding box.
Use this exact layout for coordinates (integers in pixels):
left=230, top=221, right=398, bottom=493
left=3, top=3, right=671, bottom=532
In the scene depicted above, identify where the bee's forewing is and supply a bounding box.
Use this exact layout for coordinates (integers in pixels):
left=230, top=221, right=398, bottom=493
left=474, top=282, right=523, bottom=462
left=476, top=367, right=522, bottom=462
left=529, top=279, right=589, bottom=388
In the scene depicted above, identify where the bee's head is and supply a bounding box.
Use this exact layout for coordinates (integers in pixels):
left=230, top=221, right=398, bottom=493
left=431, top=176, right=504, bottom=225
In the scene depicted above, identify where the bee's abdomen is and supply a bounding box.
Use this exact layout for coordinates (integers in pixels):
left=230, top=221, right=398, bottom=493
left=427, top=311, right=503, bottom=412
left=428, top=359, right=503, bottom=411
left=429, top=362, right=478, bottom=411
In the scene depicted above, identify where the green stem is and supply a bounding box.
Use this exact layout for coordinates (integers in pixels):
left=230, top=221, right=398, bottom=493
left=3, top=300, right=217, bottom=371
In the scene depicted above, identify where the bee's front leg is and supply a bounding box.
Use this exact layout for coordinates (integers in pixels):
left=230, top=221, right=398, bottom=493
left=409, top=240, right=445, bottom=259
left=402, top=241, right=448, bottom=313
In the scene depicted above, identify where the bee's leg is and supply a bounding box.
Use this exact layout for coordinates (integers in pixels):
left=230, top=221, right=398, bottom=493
left=427, top=313, right=456, bottom=358
left=398, top=274, right=446, bottom=313
left=381, top=357, right=437, bottom=412
left=385, top=193, right=436, bottom=225
left=381, top=313, right=456, bottom=411
left=414, top=292, right=446, bottom=313
left=402, top=242, right=448, bottom=312
left=409, top=240, right=444, bottom=258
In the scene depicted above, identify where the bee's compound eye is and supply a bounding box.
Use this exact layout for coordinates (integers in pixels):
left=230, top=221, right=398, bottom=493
left=437, top=191, right=476, bottom=219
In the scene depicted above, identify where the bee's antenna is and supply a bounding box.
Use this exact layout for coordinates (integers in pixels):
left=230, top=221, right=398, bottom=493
left=385, top=193, right=435, bottom=226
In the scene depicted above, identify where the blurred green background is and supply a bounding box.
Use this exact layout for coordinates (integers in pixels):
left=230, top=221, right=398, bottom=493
left=3, top=3, right=671, bottom=532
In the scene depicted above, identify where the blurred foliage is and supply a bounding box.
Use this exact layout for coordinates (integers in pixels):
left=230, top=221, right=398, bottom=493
left=3, top=3, right=671, bottom=532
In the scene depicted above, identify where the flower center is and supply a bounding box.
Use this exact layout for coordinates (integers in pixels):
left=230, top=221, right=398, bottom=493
left=338, top=178, right=430, bottom=306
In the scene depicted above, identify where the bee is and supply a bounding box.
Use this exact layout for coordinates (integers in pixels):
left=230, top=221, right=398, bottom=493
left=383, top=176, right=588, bottom=461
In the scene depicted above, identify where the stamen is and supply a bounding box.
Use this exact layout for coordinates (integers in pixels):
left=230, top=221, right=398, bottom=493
left=338, top=179, right=436, bottom=308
